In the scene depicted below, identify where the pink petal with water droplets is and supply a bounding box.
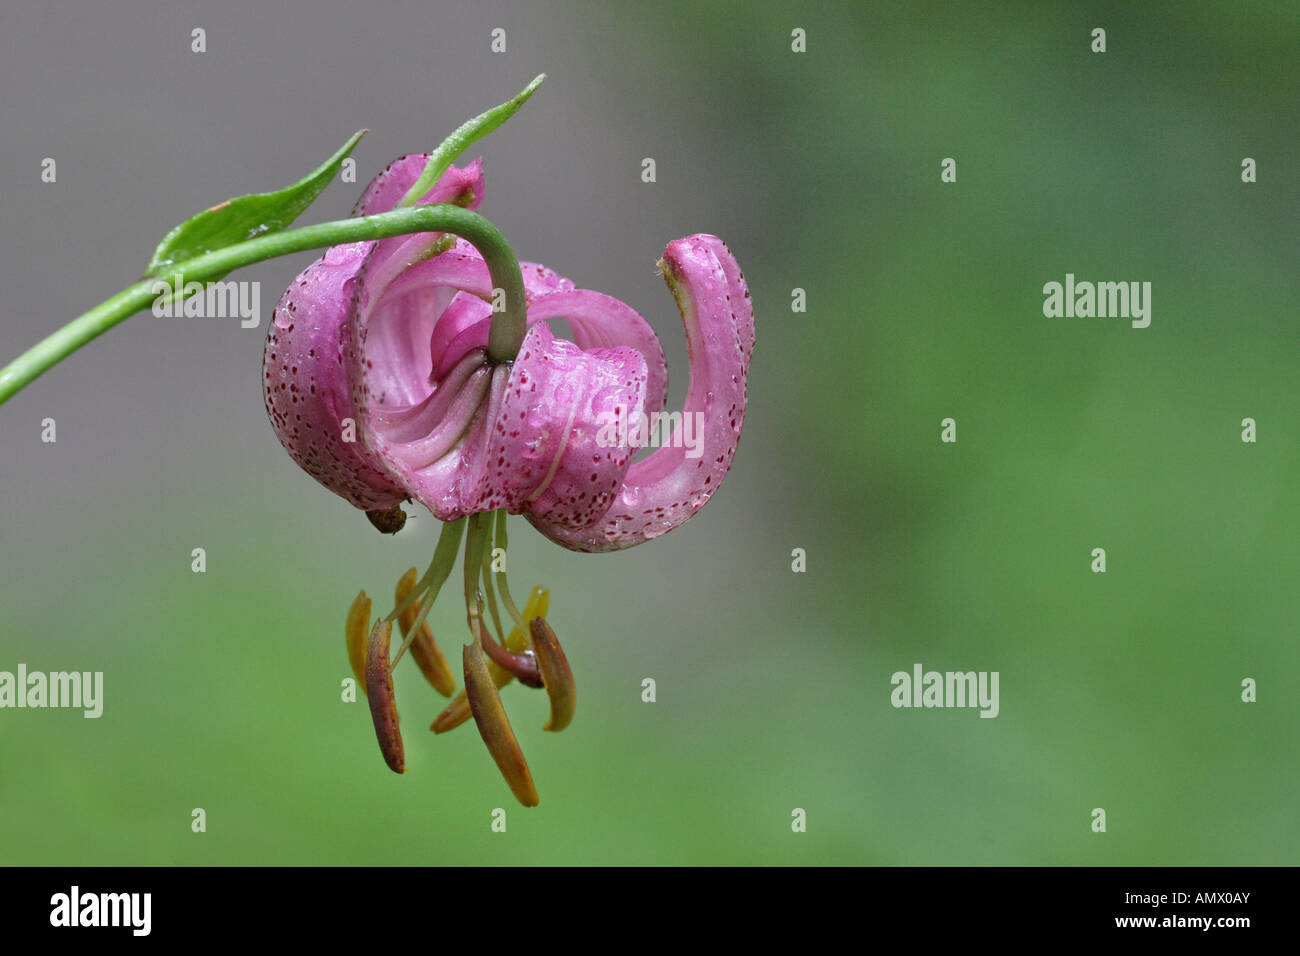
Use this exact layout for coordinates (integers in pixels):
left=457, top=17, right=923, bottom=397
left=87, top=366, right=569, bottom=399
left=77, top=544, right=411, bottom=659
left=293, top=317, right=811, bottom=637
left=262, top=161, right=486, bottom=512
left=268, top=154, right=752, bottom=549
left=347, top=252, right=498, bottom=520
left=478, top=321, right=648, bottom=526
left=428, top=285, right=668, bottom=417
left=528, top=234, right=752, bottom=552
left=523, top=289, right=668, bottom=418
left=352, top=154, right=484, bottom=217
left=263, top=241, right=405, bottom=510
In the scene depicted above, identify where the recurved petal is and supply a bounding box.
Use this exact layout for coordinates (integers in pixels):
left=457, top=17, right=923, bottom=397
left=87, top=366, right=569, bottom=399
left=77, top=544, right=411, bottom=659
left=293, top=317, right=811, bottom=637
left=528, top=235, right=753, bottom=552
left=426, top=283, right=668, bottom=419
left=480, top=321, right=649, bottom=528
left=263, top=160, right=489, bottom=515
left=424, top=259, right=577, bottom=384
left=519, top=260, right=576, bottom=298
left=525, top=289, right=669, bottom=417
left=264, top=242, right=407, bottom=512
left=351, top=154, right=485, bottom=217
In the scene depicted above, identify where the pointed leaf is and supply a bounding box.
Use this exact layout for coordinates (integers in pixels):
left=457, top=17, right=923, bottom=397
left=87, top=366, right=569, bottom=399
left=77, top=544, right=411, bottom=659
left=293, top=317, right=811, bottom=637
left=397, top=74, right=544, bottom=208
left=146, top=129, right=367, bottom=277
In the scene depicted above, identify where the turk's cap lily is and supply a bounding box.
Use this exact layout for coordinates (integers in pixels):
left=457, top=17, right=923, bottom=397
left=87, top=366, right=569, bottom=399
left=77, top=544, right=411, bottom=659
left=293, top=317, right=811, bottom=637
left=264, top=155, right=752, bottom=552
left=270, top=126, right=753, bottom=805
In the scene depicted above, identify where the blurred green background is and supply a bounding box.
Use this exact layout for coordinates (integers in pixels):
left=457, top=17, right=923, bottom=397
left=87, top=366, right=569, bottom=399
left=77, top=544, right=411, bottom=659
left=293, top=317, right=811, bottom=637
left=1, top=1, right=1296, bottom=864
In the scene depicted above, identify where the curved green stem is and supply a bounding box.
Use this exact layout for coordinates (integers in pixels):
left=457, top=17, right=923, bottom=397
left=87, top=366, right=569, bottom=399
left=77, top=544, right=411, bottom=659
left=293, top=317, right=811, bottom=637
left=0, top=203, right=527, bottom=406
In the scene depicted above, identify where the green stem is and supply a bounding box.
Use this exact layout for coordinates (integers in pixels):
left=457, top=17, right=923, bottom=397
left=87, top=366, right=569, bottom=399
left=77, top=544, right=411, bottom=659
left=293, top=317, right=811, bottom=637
left=389, top=516, right=465, bottom=667
left=493, top=509, right=528, bottom=635
left=479, top=514, right=507, bottom=644
left=463, top=512, right=491, bottom=631
left=0, top=204, right=527, bottom=407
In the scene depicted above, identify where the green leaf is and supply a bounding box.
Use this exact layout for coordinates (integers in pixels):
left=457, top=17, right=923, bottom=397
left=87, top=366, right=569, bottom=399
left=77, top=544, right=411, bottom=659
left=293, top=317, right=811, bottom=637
left=145, top=129, right=367, bottom=277
left=397, top=74, right=545, bottom=208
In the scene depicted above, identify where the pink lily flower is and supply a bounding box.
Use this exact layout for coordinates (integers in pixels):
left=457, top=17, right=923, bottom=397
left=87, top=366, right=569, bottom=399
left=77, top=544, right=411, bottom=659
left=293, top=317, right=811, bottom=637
left=263, top=155, right=753, bottom=803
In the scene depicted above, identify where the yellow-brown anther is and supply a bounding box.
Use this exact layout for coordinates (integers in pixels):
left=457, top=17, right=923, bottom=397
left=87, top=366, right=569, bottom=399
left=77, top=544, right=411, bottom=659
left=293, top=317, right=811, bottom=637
left=346, top=590, right=371, bottom=694
left=395, top=567, right=456, bottom=697
left=463, top=641, right=539, bottom=807
left=431, top=674, right=504, bottom=734
left=431, top=585, right=549, bottom=734
left=365, top=619, right=405, bottom=774
left=530, top=617, right=575, bottom=732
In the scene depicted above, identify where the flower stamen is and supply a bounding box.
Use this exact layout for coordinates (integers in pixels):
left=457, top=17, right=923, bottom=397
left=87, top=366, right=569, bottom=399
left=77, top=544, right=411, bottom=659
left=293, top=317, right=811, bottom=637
left=345, top=589, right=371, bottom=693
left=364, top=619, right=405, bottom=774
left=531, top=617, right=575, bottom=732
left=463, top=638, right=539, bottom=807
left=476, top=611, right=542, bottom=688
left=431, top=584, right=549, bottom=734
left=395, top=567, right=456, bottom=697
